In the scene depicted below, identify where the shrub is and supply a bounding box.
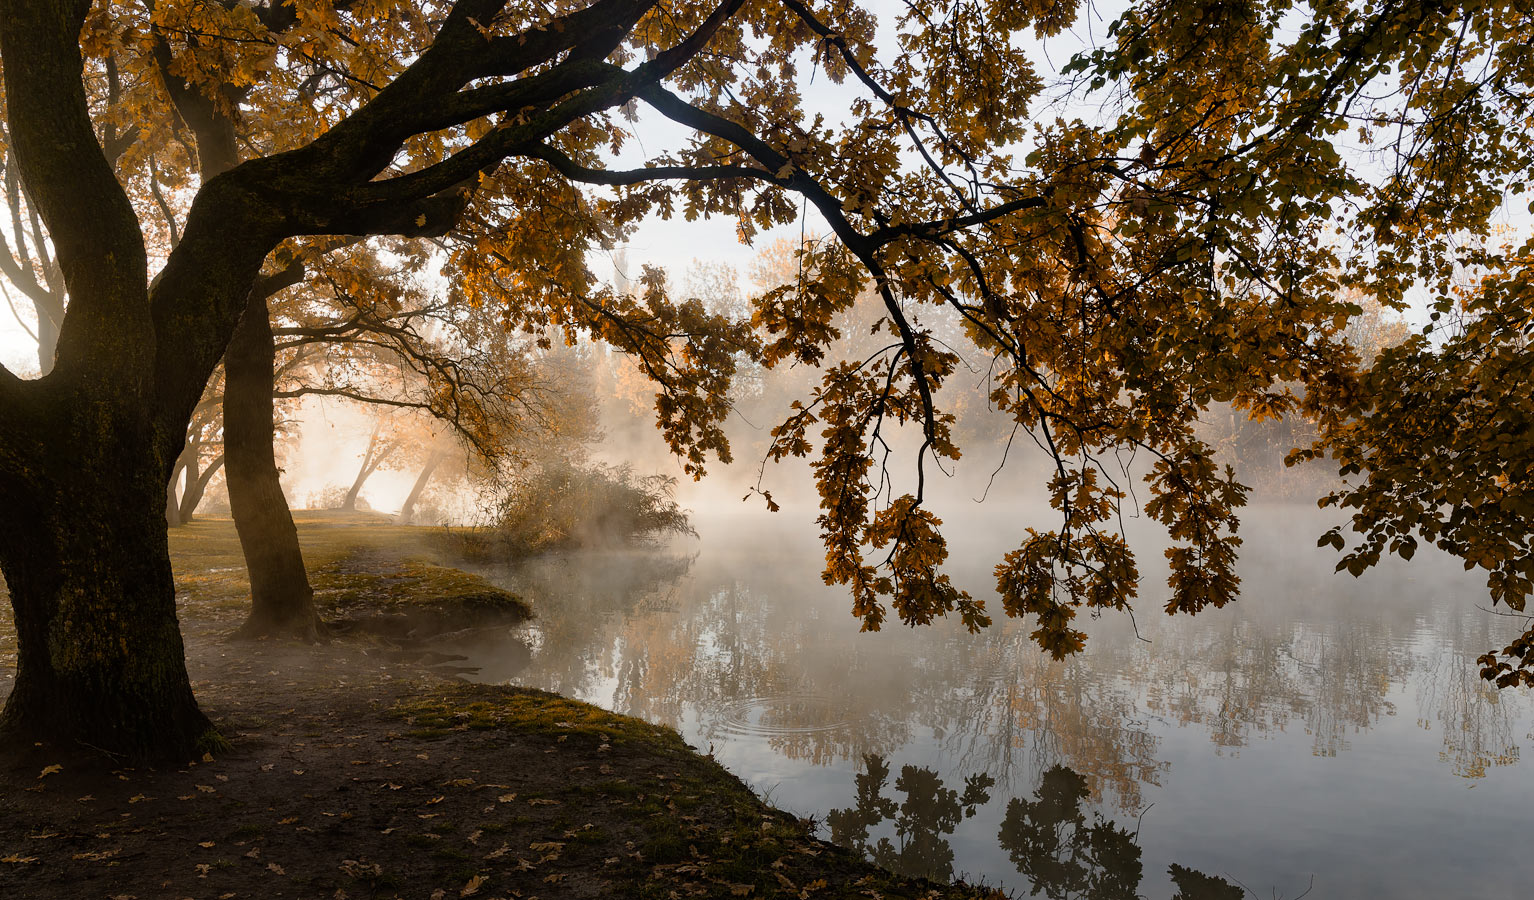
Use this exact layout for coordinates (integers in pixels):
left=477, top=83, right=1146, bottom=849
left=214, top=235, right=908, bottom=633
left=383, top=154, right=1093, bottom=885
left=488, top=461, right=693, bottom=554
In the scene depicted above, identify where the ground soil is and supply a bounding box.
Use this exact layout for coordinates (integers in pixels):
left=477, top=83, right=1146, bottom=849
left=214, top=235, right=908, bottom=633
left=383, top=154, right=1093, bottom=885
left=0, top=513, right=998, bottom=900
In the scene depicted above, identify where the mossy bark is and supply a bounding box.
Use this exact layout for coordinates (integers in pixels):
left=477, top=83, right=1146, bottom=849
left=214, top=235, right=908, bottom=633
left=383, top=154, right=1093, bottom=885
left=0, top=403, right=211, bottom=762
left=225, top=289, right=322, bottom=641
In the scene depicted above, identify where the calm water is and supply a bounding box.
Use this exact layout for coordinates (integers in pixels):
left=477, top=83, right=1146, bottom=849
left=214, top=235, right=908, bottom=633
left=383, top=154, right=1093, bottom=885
left=451, top=503, right=1533, bottom=898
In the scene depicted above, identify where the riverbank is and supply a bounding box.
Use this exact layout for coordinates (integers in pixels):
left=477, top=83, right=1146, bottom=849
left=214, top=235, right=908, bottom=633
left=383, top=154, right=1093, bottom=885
left=0, top=513, right=999, bottom=899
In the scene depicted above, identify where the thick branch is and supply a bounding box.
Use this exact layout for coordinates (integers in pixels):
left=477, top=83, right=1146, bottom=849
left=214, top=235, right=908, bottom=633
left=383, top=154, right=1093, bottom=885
left=0, top=0, right=150, bottom=385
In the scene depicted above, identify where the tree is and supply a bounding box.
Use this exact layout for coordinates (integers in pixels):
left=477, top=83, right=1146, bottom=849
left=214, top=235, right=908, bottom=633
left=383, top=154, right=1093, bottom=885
left=1, top=0, right=1530, bottom=761
left=166, top=369, right=226, bottom=526
left=224, top=267, right=321, bottom=640
left=338, top=411, right=403, bottom=511
left=226, top=223, right=580, bottom=637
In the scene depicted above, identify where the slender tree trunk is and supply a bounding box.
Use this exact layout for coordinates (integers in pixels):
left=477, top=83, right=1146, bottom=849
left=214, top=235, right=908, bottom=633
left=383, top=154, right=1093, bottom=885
left=179, top=454, right=223, bottom=523
left=0, top=403, right=212, bottom=761
left=166, top=440, right=200, bottom=527
left=341, top=422, right=390, bottom=511
left=397, top=449, right=447, bottom=525
left=224, top=289, right=321, bottom=641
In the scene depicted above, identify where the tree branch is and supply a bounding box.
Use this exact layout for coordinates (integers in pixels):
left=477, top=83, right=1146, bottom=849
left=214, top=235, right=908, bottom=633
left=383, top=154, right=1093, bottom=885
left=521, top=142, right=771, bottom=186
left=273, top=386, right=435, bottom=411
left=0, top=0, right=150, bottom=385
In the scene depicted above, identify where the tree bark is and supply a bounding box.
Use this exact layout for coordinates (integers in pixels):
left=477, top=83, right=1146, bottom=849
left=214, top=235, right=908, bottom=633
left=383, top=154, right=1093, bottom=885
left=397, top=448, right=447, bottom=525
left=0, top=399, right=212, bottom=762
left=224, top=288, right=321, bottom=641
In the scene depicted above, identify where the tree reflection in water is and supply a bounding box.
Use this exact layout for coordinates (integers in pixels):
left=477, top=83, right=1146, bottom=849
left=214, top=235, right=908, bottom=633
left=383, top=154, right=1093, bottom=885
left=826, top=755, right=993, bottom=882
left=831, top=757, right=1242, bottom=899
left=486, top=529, right=1527, bottom=802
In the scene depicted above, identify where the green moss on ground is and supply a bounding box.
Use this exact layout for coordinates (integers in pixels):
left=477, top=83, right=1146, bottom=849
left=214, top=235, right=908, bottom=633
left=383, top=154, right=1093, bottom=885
left=168, top=511, right=530, bottom=632
left=392, top=683, right=1001, bottom=900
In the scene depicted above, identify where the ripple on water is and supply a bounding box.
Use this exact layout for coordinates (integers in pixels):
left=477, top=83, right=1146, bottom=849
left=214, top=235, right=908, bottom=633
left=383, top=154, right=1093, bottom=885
left=715, top=694, right=851, bottom=737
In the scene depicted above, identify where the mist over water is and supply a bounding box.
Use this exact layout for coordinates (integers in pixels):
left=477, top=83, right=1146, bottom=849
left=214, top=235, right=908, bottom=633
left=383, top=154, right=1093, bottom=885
left=452, top=500, right=1533, bottom=899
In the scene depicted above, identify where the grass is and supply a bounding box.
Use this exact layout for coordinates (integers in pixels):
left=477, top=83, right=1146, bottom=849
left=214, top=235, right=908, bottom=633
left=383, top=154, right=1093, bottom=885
left=168, top=509, right=531, bottom=628
left=391, top=683, right=1003, bottom=900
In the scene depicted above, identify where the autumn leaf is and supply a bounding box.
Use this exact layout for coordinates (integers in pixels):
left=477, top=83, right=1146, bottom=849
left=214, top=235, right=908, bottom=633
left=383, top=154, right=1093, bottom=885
left=459, top=874, right=487, bottom=897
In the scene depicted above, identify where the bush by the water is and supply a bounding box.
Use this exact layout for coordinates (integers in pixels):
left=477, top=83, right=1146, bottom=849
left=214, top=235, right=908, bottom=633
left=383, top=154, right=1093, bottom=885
left=488, top=461, right=693, bottom=553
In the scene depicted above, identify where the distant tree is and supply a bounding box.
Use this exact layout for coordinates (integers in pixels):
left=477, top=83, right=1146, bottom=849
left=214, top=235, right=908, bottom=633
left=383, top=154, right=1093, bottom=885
left=166, top=369, right=225, bottom=526
left=0, top=0, right=1530, bottom=762
left=396, top=442, right=452, bottom=525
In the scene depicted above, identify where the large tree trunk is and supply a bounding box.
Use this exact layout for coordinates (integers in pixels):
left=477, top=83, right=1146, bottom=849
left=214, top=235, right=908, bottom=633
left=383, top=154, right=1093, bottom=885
left=224, top=289, right=321, bottom=641
left=0, top=405, right=212, bottom=762
left=397, top=448, right=447, bottom=525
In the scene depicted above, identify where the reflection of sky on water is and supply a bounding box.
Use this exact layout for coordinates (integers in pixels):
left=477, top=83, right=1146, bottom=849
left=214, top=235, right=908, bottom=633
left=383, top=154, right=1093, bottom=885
left=461, top=503, right=1534, bottom=899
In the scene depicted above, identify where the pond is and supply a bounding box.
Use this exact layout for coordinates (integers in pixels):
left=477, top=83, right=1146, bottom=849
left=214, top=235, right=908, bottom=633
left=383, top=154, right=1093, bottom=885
left=451, top=503, right=1533, bottom=898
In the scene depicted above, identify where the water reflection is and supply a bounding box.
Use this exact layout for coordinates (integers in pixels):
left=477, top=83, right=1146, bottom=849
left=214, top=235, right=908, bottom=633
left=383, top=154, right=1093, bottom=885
left=827, top=755, right=994, bottom=882
left=828, top=757, right=1245, bottom=900
left=469, top=506, right=1534, bottom=896
left=998, top=764, right=1145, bottom=900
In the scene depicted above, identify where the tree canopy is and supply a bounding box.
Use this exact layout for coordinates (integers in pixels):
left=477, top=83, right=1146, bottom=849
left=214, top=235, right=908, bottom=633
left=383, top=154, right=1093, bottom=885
left=1, top=0, right=1532, bottom=758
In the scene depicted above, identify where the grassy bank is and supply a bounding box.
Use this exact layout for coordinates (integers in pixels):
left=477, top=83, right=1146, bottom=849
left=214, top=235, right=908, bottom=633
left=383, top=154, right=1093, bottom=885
left=0, top=513, right=999, bottom=899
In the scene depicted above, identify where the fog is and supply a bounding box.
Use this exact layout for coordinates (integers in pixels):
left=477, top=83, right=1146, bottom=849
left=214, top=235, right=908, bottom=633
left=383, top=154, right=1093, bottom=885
left=435, top=502, right=1531, bottom=899
left=130, top=252, right=1523, bottom=900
